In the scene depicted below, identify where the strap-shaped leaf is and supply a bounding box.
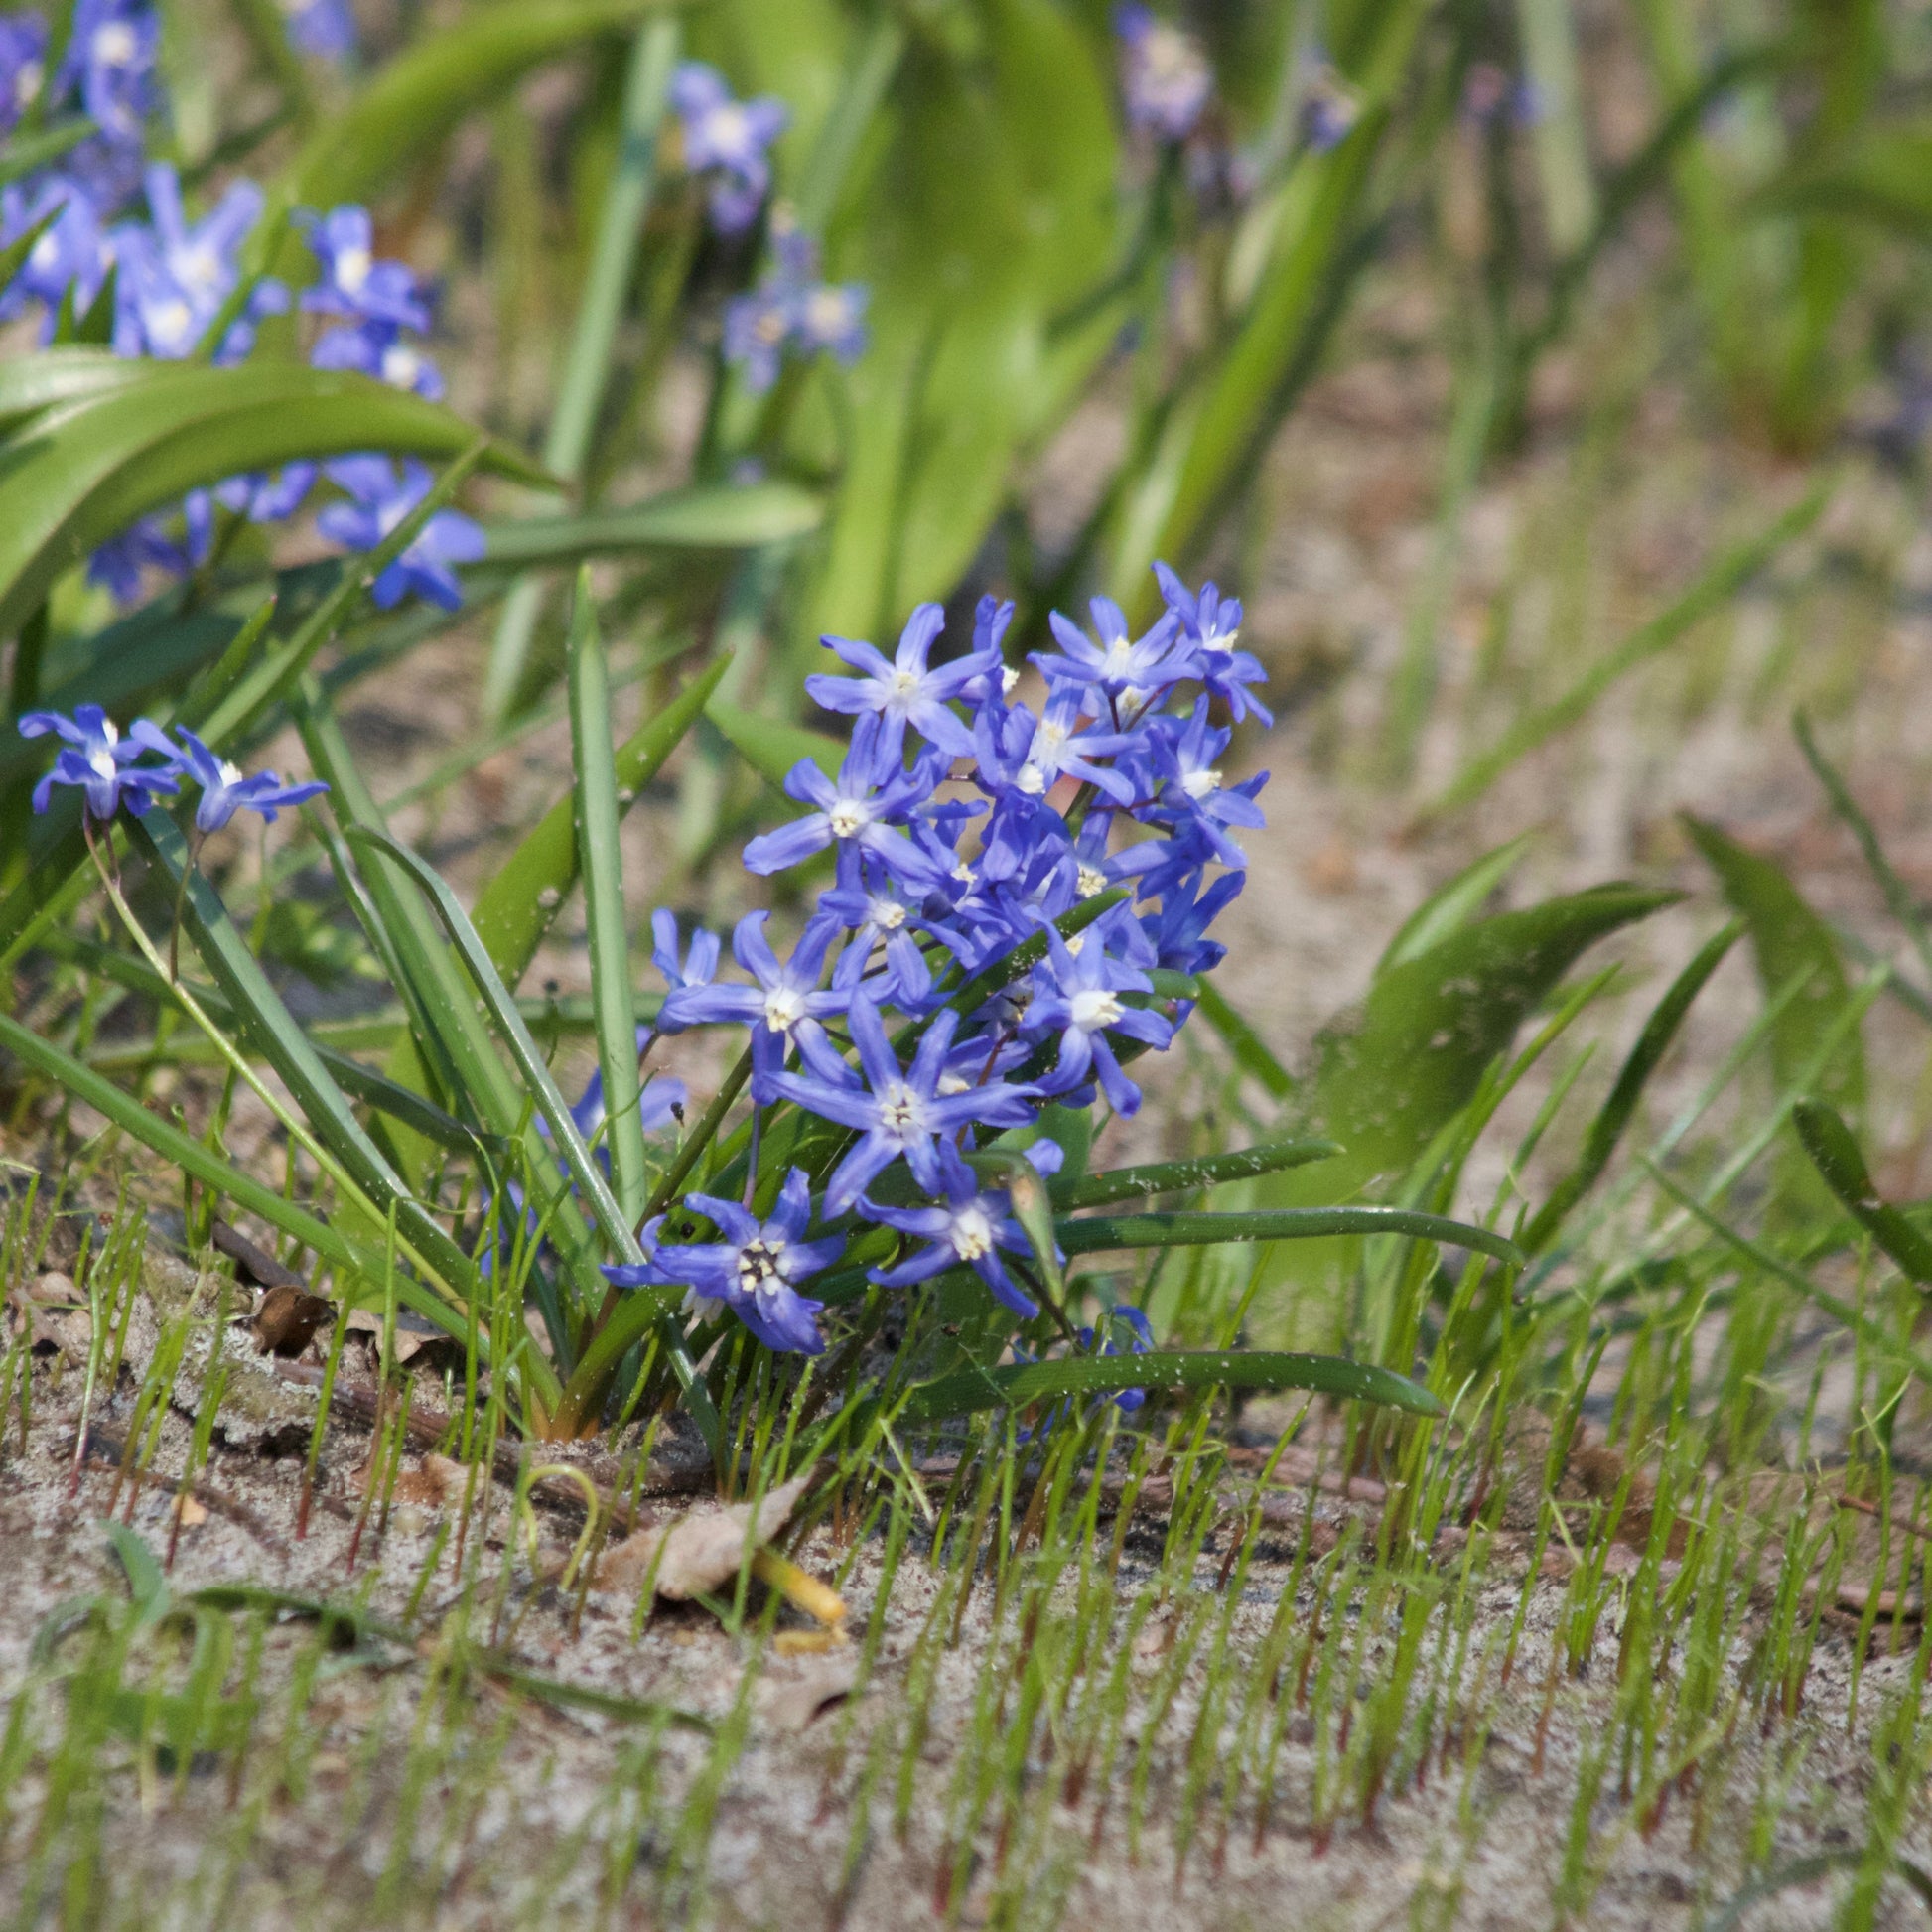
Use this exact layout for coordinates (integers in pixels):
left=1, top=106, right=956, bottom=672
left=279, top=0, right=679, bottom=205
left=1793, top=1098, right=1932, bottom=1284
left=705, top=696, right=844, bottom=788
left=892, top=1348, right=1445, bottom=1425
left=1053, top=1207, right=1523, bottom=1269
left=0, top=362, right=543, bottom=637
left=1049, top=1138, right=1338, bottom=1211
left=0, top=345, right=148, bottom=432
left=470, top=653, right=731, bottom=987
left=481, top=482, right=823, bottom=570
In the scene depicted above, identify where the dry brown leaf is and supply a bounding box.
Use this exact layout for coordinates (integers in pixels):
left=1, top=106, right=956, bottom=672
left=756, top=1653, right=859, bottom=1731
left=252, top=1284, right=332, bottom=1357
left=169, top=1492, right=207, bottom=1528
left=597, top=1472, right=810, bottom=1597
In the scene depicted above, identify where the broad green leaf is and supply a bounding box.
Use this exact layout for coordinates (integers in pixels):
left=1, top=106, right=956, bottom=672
left=0, top=119, right=94, bottom=190
left=705, top=695, right=843, bottom=788
left=568, top=571, right=649, bottom=1226
left=1763, top=122, right=1932, bottom=235
left=1377, top=832, right=1535, bottom=977
left=790, top=0, right=1121, bottom=640
left=0, top=362, right=542, bottom=638
left=1290, top=886, right=1679, bottom=1205
left=0, top=345, right=148, bottom=432
left=1418, top=486, right=1830, bottom=825
left=1054, top=1207, right=1524, bottom=1270
left=891, top=1347, right=1446, bottom=1426
left=1792, top=1099, right=1932, bottom=1284
left=1683, top=815, right=1864, bottom=1116
left=471, top=652, right=732, bottom=987
left=278, top=0, right=680, bottom=206
left=1049, top=1138, right=1338, bottom=1211
left=1520, top=919, right=1743, bottom=1256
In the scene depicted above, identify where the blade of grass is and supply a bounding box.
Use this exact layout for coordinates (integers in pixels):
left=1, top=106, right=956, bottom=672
left=568, top=569, right=648, bottom=1229
left=1053, top=1208, right=1524, bottom=1268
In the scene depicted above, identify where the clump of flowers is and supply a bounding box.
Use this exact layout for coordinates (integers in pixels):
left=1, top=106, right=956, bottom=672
left=670, top=60, right=788, bottom=235
left=723, top=218, right=868, bottom=393
left=1114, top=4, right=1214, bottom=145
left=588, top=565, right=1268, bottom=1358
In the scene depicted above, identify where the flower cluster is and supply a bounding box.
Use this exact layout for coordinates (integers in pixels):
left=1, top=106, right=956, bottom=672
left=604, top=564, right=1267, bottom=1357
left=19, top=704, right=327, bottom=827
left=723, top=218, right=868, bottom=394
left=0, top=0, right=473, bottom=611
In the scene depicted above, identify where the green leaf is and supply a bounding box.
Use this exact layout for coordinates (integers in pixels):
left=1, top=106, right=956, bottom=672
left=1292, top=886, right=1680, bottom=1205
left=1683, top=815, right=1864, bottom=1116
left=1377, top=832, right=1536, bottom=977
left=125, top=814, right=488, bottom=1325
left=470, top=652, right=732, bottom=987
left=1416, top=485, right=1830, bottom=825
left=0, top=1009, right=361, bottom=1279
left=1054, top=1207, right=1524, bottom=1271
left=891, top=1347, right=1445, bottom=1427
left=279, top=0, right=677, bottom=206
left=0, top=119, right=94, bottom=190
left=1792, top=1098, right=1932, bottom=1285
left=1520, top=919, right=1743, bottom=1257
left=1049, top=1138, right=1338, bottom=1211
left=568, top=571, right=648, bottom=1227
left=481, top=482, right=824, bottom=570
left=104, top=1524, right=169, bottom=1626
left=0, top=362, right=541, bottom=639
left=704, top=695, right=843, bottom=789
left=0, top=203, right=65, bottom=311
left=0, top=345, right=148, bottom=433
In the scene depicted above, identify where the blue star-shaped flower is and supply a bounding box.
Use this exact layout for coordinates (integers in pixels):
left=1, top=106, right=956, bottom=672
left=19, top=704, right=179, bottom=820
left=316, top=457, right=485, bottom=611
left=172, top=728, right=328, bottom=833
left=806, top=602, right=998, bottom=759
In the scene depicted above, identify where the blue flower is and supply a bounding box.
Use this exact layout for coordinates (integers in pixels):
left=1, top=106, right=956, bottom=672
left=282, top=0, right=353, bottom=61
left=112, top=165, right=285, bottom=362
left=1025, top=912, right=1173, bottom=1116
left=171, top=728, right=328, bottom=833
left=806, top=603, right=998, bottom=759
left=974, top=685, right=1136, bottom=805
left=60, top=0, right=157, bottom=148
left=769, top=991, right=1038, bottom=1217
left=1035, top=596, right=1189, bottom=712
left=301, top=205, right=434, bottom=331
left=723, top=223, right=868, bottom=392
left=0, top=175, right=109, bottom=323
left=862, top=1147, right=1039, bottom=1317
left=0, top=10, right=47, bottom=135
left=742, top=715, right=947, bottom=893
left=658, top=910, right=857, bottom=1103
left=1146, top=699, right=1268, bottom=866
left=670, top=61, right=787, bottom=234
left=20, top=704, right=178, bottom=819
left=650, top=908, right=722, bottom=1012
left=86, top=490, right=212, bottom=602
left=607, top=1167, right=839, bottom=1356
left=1153, top=563, right=1272, bottom=724
left=1115, top=5, right=1212, bottom=143
left=316, top=457, right=486, bottom=610
left=1298, top=56, right=1360, bottom=154
left=309, top=318, right=444, bottom=398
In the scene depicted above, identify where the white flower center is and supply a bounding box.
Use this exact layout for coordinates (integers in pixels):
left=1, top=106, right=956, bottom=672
left=952, top=1205, right=994, bottom=1262
left=806, top=287, right=852, bottom=337
left=1070, top=987, right=1123, bottom=1031
left=828, top=799, right=870, bottom=839
left=380, top=343, right=420, bottom=388
left=218, top=759, right=244, bottom=786
left=1180, top=766, right=1221, bottom=800
left=762, top=986, right=805, bottom=1034
left=936, top=1073, right=971, bottom=1096
left=335, top=245, right=371, bottom=294
left=1016, top=765, right=1046, bottom=796
left=93, top=21, right=136, bottom=65
left=15, top=59, right=41, bottom=109
left=876, top=1084, right=925, bottom=1140
left=736, top=1236, right=784, bottom=1291
left=29, top=231, right=57, bottom=270
left=1065, top=934, right=1086, bottom=957
left=754, top=306, right=787, bottom=345
left=891, top=668, right=921, bottom=701
left=1076, top=863, right=1107, bottom=899
left=872, top=897, right=905, bottom=930
left=708, top=101, right=750, bottom=155
left=177, top=242, right=222, bottom=291
left=1037, top=720, right=1067, bottom=752
left=1200, top=622, right=1237, bottom=655
left=149, top=298, right=195, bottom=350
left=1001, top=666, right=1020, bottom=695
left=88, top=747, right=116, bottom=780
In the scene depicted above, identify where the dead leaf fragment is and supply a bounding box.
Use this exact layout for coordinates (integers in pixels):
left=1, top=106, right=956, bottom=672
left=756, top=1653, right=859, bottom=1730
left=169, top=1493, right=207, bottom=1528
left=597, top=1472, right=810, bottom=1598
left=253, top=1284, right=332, bottom=1356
